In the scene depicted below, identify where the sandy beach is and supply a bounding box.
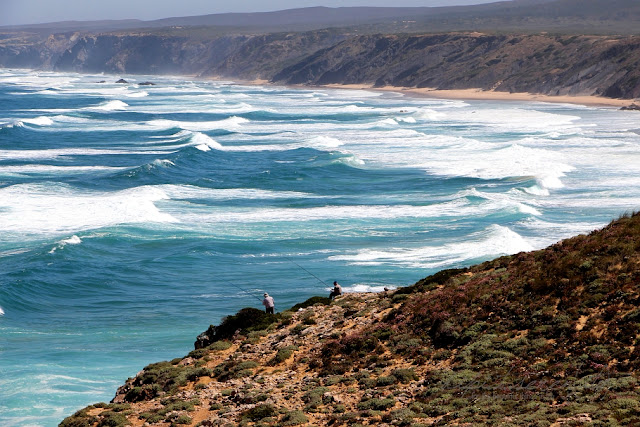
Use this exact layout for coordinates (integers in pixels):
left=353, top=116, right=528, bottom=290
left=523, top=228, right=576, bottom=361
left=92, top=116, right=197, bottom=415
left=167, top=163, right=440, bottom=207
left=205, top=77, right=638, bottom=108
left=321, top=83, right=638, bottom=108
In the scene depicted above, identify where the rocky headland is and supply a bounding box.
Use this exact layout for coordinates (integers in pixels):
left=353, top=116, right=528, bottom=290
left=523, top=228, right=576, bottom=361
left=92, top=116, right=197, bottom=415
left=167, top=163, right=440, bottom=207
left=1, top=31, right=640, bottom=101
left=60, top=212, right=640, bottom=426
left=1, top=31, right=640, bottom=102
left=2, top=1, right=640, bottom=102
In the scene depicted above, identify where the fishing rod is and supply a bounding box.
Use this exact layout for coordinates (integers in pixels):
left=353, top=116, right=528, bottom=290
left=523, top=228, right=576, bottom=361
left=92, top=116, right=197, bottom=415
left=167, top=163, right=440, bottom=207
left=222, top=278, right=263, bottom=303
left=284, top=256, right=330, bottom=288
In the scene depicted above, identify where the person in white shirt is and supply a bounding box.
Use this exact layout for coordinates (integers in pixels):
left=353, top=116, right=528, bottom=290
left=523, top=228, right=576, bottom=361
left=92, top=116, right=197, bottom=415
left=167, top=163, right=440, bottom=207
left=262, top=293, right=275, bottom=314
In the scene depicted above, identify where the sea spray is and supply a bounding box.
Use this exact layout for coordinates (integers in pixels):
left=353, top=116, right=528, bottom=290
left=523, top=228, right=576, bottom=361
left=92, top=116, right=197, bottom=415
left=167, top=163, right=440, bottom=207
left=1, top=70, right=640, bottom=426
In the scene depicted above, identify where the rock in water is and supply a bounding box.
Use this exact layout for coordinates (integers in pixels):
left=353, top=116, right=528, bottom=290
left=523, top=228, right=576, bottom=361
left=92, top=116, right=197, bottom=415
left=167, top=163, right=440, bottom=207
left=138, top=81, right=156, bottom=86
left=621, top=103, right=640, bottom=111
left=115, top=79, right=129, bottom=84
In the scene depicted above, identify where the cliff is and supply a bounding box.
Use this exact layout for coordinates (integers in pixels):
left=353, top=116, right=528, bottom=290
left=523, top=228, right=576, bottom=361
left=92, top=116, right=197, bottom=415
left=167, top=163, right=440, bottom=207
left=60, top=212, right=640, bottom=426
left=272, top=33, right=640, bottom=99
left=0, top=30, right=346, bottom=79
left=2, top=31, right=640, bottom=100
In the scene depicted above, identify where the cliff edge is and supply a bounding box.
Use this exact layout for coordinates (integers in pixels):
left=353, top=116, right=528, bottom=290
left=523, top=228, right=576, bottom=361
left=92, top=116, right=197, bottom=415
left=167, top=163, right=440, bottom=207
left=2, top=31, right=640, bottom=100
left=61, top=212, right=640, bottom=426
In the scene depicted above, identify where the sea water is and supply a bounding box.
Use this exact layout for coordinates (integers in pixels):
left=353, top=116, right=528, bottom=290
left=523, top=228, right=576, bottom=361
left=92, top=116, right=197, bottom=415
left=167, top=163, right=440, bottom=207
left=1, top=70, right=639, bottom=426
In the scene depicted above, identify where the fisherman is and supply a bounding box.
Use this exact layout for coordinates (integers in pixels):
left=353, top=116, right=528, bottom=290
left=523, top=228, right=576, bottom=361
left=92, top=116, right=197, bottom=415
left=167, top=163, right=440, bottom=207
left=329, top=281, right=342, bottom=300
left=262, top=293, right=275, bottom=314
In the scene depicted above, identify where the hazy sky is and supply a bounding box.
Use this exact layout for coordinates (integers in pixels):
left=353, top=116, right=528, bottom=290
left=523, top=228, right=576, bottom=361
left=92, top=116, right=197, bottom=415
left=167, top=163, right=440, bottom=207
left=1, top=0, right=503, bottom=26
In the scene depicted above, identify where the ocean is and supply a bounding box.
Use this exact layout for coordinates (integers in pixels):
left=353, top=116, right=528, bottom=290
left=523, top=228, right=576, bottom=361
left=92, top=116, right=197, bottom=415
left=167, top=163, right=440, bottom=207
left=1, top=70, right=639, bottom=426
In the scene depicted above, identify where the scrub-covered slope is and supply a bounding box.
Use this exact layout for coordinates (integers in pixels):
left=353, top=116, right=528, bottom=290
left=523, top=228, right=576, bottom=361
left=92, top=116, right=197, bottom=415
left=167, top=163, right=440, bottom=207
left=61, top=212, right=640, bottom=426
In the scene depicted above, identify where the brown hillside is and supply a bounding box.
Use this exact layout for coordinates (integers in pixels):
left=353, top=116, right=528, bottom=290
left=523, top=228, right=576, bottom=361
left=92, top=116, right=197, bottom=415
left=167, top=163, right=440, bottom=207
left=61, top=213, right=640, bottom=426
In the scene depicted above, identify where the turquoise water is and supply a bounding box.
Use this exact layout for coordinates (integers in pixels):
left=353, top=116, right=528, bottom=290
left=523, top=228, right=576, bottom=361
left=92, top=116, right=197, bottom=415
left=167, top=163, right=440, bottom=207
left=1, top=70, right=640, bottom=426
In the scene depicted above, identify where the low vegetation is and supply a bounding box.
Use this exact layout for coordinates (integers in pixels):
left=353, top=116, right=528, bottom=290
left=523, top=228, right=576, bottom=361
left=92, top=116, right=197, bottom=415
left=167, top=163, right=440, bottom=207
left=61, top=213, right=640, bottom=426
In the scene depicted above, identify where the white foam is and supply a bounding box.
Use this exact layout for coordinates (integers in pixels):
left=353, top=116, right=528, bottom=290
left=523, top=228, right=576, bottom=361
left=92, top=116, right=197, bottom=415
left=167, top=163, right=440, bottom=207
left=517, top=203, right=542, bottom=216
left=61, top=235, right=82, bottom=245
left=159, top=184, right=312, bottom=201
left=521, top=218, right=607, bottom=244
left=458, top=188, right=543, bottom=216
left=523, top=185, right=550, bottom=196
left=307, top=136, right=343, bottom=149
left=0, top=184, right=177, bottom=236
left=334, top=155, right=366, bottom=167
left=414, top=109, right=446, bottom=121
left=146, top=116, right=248, bottom=132
left=49, top=235, right=82, bottom=253
left=22, top=116, right=54, bottom=126
left=0, top=165, right=126, bottom=176
left=0, top=148, right=171, bottom=160
left=191, top=132, right=224, bottom=151
left=125, top=91, right=149, bottom=98
left=329, top=225, right=534, bottom=268
left=375, top=118, right=398, bottom=126
left=0, top=306, right=4, bottom=316
left=91, top=100, right=129, bottom=111
left=347, top=283, right=396, bottom=293
left=151, top=159, right=175, bottom=167
left=175, top=199, right=484, bottom=224
left=411, top=143, right=575, bottom=189
left=447, top=107, right=582, bottom=132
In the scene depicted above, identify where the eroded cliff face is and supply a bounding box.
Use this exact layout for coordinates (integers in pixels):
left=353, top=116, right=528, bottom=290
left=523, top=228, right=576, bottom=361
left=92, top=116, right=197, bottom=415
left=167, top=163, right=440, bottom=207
left=0, top=30, right=346, bottom=79
left=273, top=33, right=640, bottom=99
left=1, top=30, right=639, bottom=99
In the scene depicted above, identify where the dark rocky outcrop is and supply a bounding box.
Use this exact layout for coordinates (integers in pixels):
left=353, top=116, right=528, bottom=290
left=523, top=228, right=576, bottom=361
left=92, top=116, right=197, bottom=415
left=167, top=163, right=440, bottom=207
left=621, top=103, right=640, bottom=110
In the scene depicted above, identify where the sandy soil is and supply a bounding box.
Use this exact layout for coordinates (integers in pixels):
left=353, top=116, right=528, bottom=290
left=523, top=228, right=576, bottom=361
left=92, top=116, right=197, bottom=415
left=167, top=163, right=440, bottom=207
left=321, top=83, right=637, bottom=107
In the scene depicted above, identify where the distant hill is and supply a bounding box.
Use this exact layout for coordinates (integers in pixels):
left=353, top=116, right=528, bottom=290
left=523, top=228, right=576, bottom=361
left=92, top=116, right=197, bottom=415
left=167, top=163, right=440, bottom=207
left=2, top=0, right=640, bottom=36
left=0, top=6, right=444, bottom=35
left=61, top=212, right=640, bottom=426
left=401, top=0, right=640, bottom=34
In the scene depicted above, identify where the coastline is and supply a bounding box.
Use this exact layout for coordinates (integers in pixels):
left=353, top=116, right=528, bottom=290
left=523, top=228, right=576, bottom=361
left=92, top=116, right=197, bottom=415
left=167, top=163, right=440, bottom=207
left=198, top=76, right=637, bottom=108
left=319, top=83, right=637, bottom=108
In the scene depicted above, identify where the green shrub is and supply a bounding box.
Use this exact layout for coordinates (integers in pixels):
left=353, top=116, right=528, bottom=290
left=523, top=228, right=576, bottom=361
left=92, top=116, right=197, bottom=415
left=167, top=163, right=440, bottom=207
left=358, top=398, right=396, bottom=411
left=163, top=400, right=197, bottom=413
left=290, top=296, right=332, bottom=311
left=392, top=368, right=418, bottom=383
left=376, top=376, right=397, bottom=387
left=171, top=414, right=192, bottom=425
left=97, top=411, right=129, bottom=427
left=207, top=341, right=232, bottom=351
left=303, top=386, right=329, bottom=410
left=140, top=412, right=164, bottom=423
left=268, top=346, right=298, bottom=366
left=280, top=410, right=309, bottom=426
left=187, top=349, right=208, bottom=359
left=198, top=308, right=281, bottom=347
left=213, top=360, right=259, bottom=380
left=242, top=404, right=277, bottom=421
left=59, top=409, right=99, bottom=427
left=291, top=324, right=307, bottom=335
left=301, top=312, right=317, bottom=325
